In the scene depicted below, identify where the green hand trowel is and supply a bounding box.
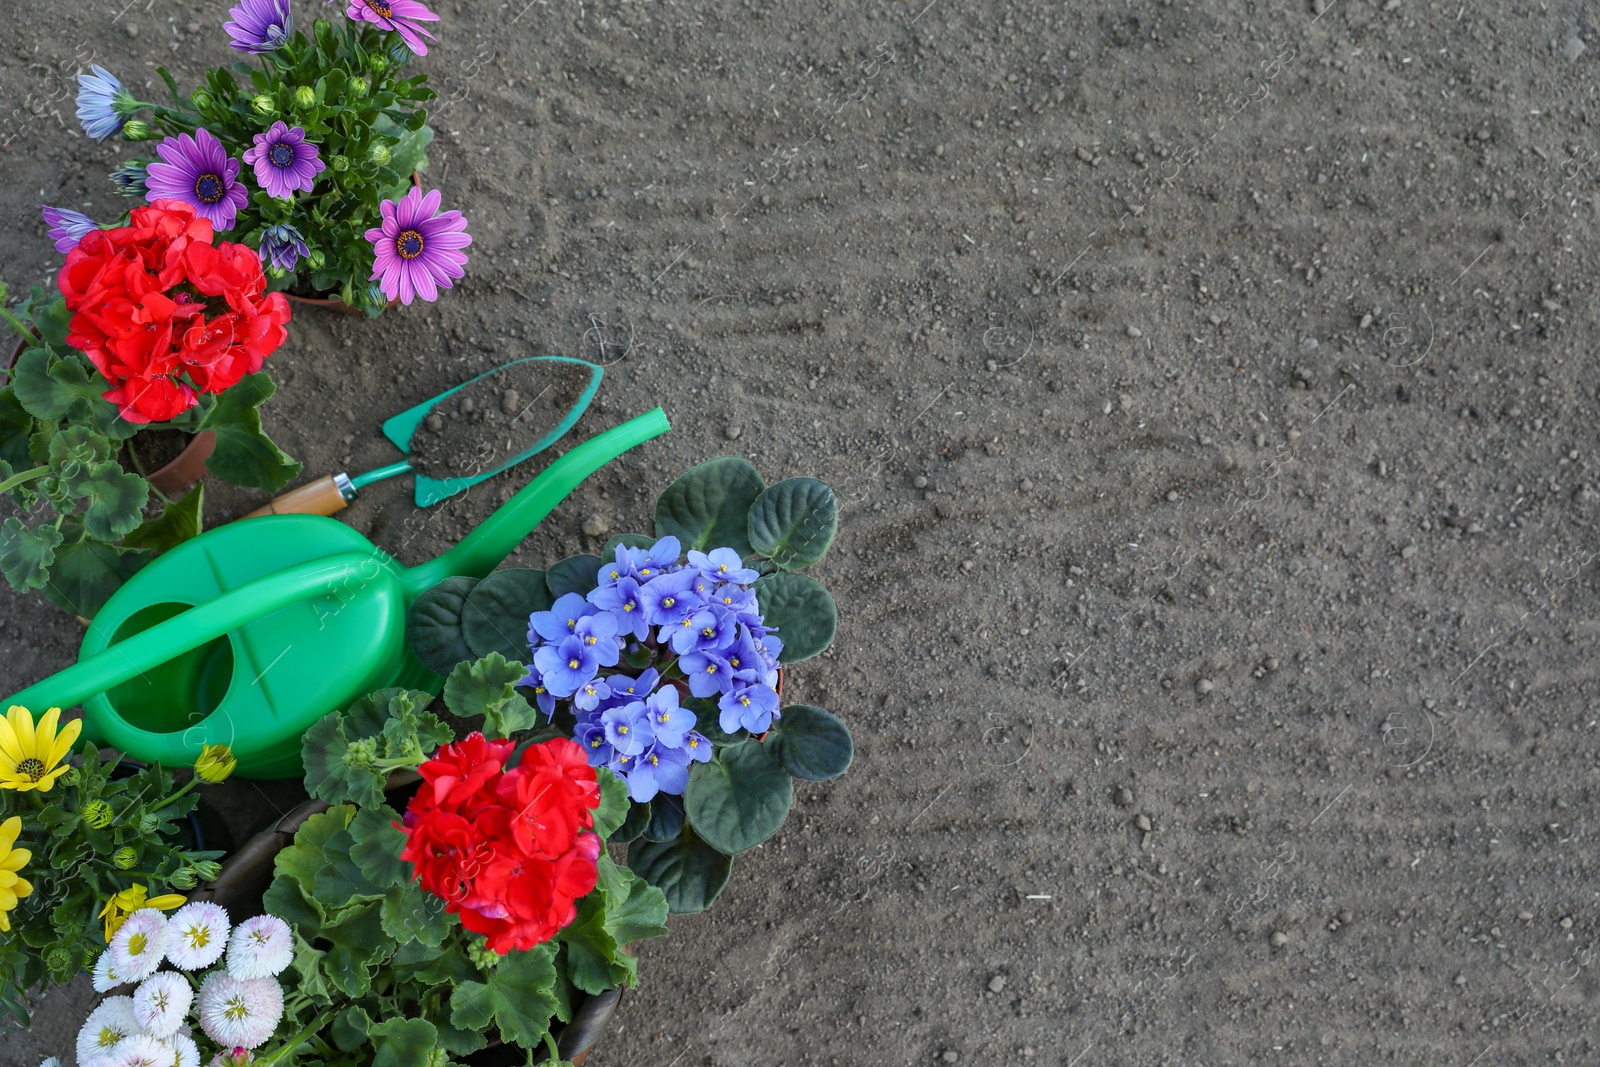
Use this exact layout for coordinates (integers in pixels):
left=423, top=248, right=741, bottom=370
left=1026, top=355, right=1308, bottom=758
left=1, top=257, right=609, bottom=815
left=244, top=356, right=603, bottom=518
left=2, top=407, right=669, bottom=779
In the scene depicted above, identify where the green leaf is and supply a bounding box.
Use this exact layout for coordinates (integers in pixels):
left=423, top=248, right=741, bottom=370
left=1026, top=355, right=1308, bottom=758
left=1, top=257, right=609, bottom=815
left=289, top=934, right=332, bottom=1003
left=122, top=483, right=203, bottom=554
left=462, top=567, right=549, bottom=663
left=594, top=852, right=669, bottom=946
left=753, top=572, right=837, bottom=662
left=39, top=531, right=147, bottom=616
left=592, top=767, right=630, bottom=839
left=406, top=576, right=479, bottom=675
left=0, top=389, right=36, bottom=473
left=766, top=705, right=853, bottom=781
left=380, top=880, right=450, bottom=947
left=369, top=1017, right=438, bottom=1067
left=273, top=806, right=354, bottom=900
left=303, top=689, right=442, bottom=806
left=302, top=711, right=385, bottom=810
left=11, top=346, right=101, bottom=422
left=545, top=554, right=601, bottom=599
left=474, top=943, right=561, bottom=1048
left=614, top=798, right=649, bottom=843
left=600, top=532, right=655, bottom=559
left=747, top=477, right=838, bottom=570
left=629, top=829, right=734, bottom=914
left=684, top=740, right=792, bottom=855
left=444, top=652, right=539, bottom=737
left=68, top=459, right=148, bottom=542
left=314, top=827, right=387, bottom=906
left=264, top=873, right=324, bottom=932
left=450, top=981, right=494, bottom=1032
left=198, top=373, right=301, bottom=491
left=385, top=122, right=435, bottom=181
left=642, top=793, right=685, bottom=843
left=0, top=518, right=61, bottom=592
left=330, top=1004, right=373, bottom=1051
left=349, top=804, right=410, bottom=889
left=557, top=895, right=623, bottom=995
left=654, top=456, right=765, bottom=555
left=46, top=424, right=112, bottom=471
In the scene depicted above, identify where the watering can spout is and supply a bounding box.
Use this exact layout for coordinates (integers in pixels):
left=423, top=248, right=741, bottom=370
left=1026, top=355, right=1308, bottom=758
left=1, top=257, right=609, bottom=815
left=403, top=406, right=671, bottom=593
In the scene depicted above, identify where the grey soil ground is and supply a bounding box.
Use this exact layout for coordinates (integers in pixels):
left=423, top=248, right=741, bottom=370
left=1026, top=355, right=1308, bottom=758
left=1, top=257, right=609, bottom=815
left=5, top=0, right=1600, bottom=1063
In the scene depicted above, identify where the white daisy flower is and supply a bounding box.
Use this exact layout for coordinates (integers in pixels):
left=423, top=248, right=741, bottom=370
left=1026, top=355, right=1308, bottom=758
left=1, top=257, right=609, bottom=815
left=92, top=949, right=127, bottom=992
left=77, top=996, right=138, bottom=1064
left=109, top=1033, right=175, bottom=1067
left=172, top=1032, right=202, bottom=1067
left=38, top=1058, right=64, bottom=1067
left=225, top=915, right=293, bottom=979
left=197, top=972, right=284, bottom=1050
left=109, top=909, right=170, bottom=982
left=133, top=971, right=192, bottom=1036
left=165, top=901, right=231, bottom=971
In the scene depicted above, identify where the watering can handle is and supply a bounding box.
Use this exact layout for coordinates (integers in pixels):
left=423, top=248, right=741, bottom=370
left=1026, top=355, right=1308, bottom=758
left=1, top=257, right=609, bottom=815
left=3, top=551, right=385, bottom=756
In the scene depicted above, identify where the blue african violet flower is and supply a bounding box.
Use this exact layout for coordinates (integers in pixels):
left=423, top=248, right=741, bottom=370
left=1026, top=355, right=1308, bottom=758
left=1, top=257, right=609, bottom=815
left=689, top=548, right=760, bottom=585
left=625, top=743, right=693, bottom=802
left=602, top=700, right=654, bottom=757
left=645, top=687, right=696, bottom=748
left=76, top=65, right=134, bottom=142
left=605, top=669, right=659, bottom=705
left=530, top=591, right=597, bottom=644
left=573, top=611, right=621, bottom=668
left=679, top=648, right=733, bottom=698
left=670, top=606, right=737, bottom=656
left=588, top=576, right=648, bottom=640
left=533, top=633, right=601, bottom=697
left=640, top=571, right=702, bottom=628
left=719, top=683, right=780, bottom=734
left=573, top=676, right=612, bottom=713
left=574, top=717, right=613, bottom=763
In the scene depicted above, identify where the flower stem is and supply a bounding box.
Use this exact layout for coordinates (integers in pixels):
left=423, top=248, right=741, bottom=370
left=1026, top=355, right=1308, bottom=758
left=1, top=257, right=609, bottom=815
left=257, top=1010, right=334, bottom=1066
left=0, top=305, right=37, bottom=345
left=542, top=1032, right=562, bottom=1065
left=0, top=465, right=48, bottom=495
left=145, top=776, right=196, bottom=813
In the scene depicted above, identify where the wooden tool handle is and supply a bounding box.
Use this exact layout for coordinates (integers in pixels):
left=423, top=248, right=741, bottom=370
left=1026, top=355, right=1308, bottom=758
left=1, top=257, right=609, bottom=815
left=243, top=474, right=353, bottom=518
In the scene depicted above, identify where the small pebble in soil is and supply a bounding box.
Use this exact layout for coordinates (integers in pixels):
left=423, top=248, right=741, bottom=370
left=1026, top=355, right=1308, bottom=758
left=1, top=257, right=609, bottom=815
left=1113, top=786, right=1135, bottom=808
left=1270, top=931, right=1289, bottom=947
left=1166, top=490, right=1180, bottom=502
left=913, top=475, right=929, bottom=489
left=988, top=975, right=1006, bottom=993
left=1562, top=35, right=1587, bottom=61
left=942, top=1052, right=960, bottom=1063
left=424, top=413, right=444, bottom=433
left=724, top=424, right=742, bottom=440
left=461, top=397, right=476, bottom=414
left=1126, top=325, right=1142, bottom=338
left=1196, top=678, right=1214, bottom=694
left=582, top=515, right=609, bottom=537
left=500, top=388, right=520, bottom=416
left=1135, top=814, right=1152, bottom=832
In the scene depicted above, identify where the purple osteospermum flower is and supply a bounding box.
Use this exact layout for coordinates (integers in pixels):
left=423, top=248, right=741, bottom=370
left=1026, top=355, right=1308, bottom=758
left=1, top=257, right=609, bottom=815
left=40, top=204, right=97, bottom=253
left=258, top=224, right=309, bottom=272
left=144, top=129, right=248, bottom=230
left=242, top=122, right=325, bottom=198
left=344, top=0, right=440, bottom=56
left=225, top=0, right=293, bottom=53
left=364, top=186, right=471, bottom=305
left=76, top=65, right=133, bottom=142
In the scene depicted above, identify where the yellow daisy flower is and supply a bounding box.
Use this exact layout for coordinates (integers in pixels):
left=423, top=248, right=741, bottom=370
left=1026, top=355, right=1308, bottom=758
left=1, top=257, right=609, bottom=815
left=0, top=705, right=82, bottom=792
left=0, top=815, right=33, bottom=933
left=99, top=883, right=187, bottom=940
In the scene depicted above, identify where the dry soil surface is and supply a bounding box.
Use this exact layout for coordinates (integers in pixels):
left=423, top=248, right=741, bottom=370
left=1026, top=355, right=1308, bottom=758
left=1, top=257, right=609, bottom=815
left=4, top=0, right=1600, bottom=1064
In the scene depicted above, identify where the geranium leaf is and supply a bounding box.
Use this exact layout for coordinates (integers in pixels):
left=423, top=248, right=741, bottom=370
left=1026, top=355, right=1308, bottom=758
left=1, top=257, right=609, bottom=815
left=380, top=881, right=449, bottom=947
left=592, top=767, right=630, bottom=840
left=486, top=942, right=560, bottom=1048
left=39, top=531, right=147, bottom=617
left=0, top=518, right=61, bottom=592
left=349, top=805, right=409, bottom=889
left=747, top=477, right=838, bottom=570
left=122, top=482, right=204, bottom=555
left=71, top=460, right=148, bottom=542
left=330, top=1004, right=373, bottom=1051
left=369, top=1017, right=438, bottom=1067
left=628, top=829, right=733, bottom=914
left=406, top=576, right=478, bottom=676
left=753, top=572, right=836, bottom=663
left=684, top=739, right=792, bottom=855
left=301, top=712, right=384, bottom=810
left=545, top=554, right=601, bottom=599
left=765, top=705, right=853, bottom=781
left=443, top=652, right=539, bottom=738
left=198, top=373, right=301, bottom=491
left=556, top=894, right=622, bottom=995
left=462, top=567, right=549, bottom=663
left=450, top=981, right=494, bottom=1031
left=595, top=852, right=669, bottom=947
left=654, top=456, right=765, bottom=555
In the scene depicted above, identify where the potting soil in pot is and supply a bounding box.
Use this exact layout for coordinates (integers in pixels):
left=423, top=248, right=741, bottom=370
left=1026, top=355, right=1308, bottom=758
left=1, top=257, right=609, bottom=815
left=406, top=358, right=592, bottom=481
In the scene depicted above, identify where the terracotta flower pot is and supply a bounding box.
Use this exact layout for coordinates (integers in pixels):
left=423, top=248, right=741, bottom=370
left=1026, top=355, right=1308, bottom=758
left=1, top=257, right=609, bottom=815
left=192, top=776, right=621, bottom=1065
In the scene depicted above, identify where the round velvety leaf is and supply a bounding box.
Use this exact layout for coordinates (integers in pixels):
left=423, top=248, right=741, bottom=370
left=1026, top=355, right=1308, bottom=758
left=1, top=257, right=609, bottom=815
left=545, top=554, right=601, bottom=599
left=628, top=830, right=733, bottom=914
left=462, top=568, right=550, bottom=662
left=683, top=739, right=793, bottom=855
left=405, top=576, right=479, bottom=675
left=654, top=456, right=765, bottom=556
left=643, top=793, right=687, bottom=842
left=746, top=477, right=838, bottom=570
left=766, top=705, right=853, bottom=781
left=753, top=571, right=836, bottom=662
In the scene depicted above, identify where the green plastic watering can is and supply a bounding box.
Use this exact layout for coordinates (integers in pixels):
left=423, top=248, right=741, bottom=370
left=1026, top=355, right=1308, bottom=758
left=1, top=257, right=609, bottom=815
left=3, top=408, right=669, bottom=779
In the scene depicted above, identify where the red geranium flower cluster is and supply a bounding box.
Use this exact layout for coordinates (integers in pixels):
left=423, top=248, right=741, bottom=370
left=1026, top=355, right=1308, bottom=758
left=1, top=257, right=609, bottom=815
left=399, top=733, right=603, bottom=954
left=57, top=199, right=291, bottom=424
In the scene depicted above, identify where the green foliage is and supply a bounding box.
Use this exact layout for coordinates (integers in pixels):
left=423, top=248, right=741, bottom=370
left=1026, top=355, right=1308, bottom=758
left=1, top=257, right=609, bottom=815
left=405, top=576, right=479, bottom=675
left=0, top=741, right=224, bottom=1026
left=301, top=688, right=446, bottom=808
left=122, top=483, right=204, bottom=554
left=766, top=705, right=854, bottom=781
left=747, top=477, right=839, bottom=570
left=197, top=374, right=302, bottom=492
left=654, top=455, right=765, bottom=556
left=592, top=767, right=631, bottom=839
left=753, top=572, right=837, bottom=662
left=0, top=518, right=61, bottom=592
left=443, top=652, right=539, bottom=738
left=546, top=554, right=601, bottom=599
left=629, top=830, right=734, bottom=914
left=462, top=567, right=550, bottom=662
left=684, top=739, right=793, bottom=856
left=642, top=793, right=686, bottom=843
left=556, top=855, right=668, bottom=994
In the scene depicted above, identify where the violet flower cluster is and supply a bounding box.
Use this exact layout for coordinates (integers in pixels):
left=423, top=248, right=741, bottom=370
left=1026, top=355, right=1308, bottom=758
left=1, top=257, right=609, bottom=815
left=521, top=536, right=783, bottom=802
